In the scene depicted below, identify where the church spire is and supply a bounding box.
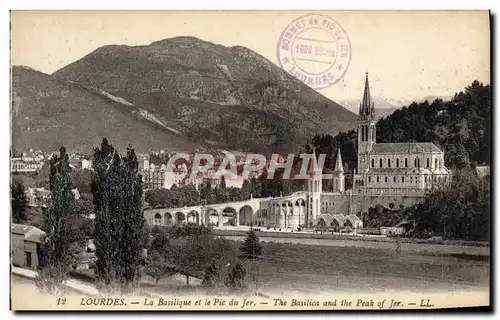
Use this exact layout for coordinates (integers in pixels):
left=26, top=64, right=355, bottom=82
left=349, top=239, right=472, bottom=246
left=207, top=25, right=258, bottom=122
left=308, top=146, right=319, bottom=177
left=360, top=72, right=375, bottom=120
left=334, top=148, right=344, bottom=172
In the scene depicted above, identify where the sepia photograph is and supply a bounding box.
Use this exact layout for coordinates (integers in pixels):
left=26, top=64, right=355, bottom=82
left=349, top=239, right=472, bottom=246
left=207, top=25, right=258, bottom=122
left=8, top=10, right=491, bottom=311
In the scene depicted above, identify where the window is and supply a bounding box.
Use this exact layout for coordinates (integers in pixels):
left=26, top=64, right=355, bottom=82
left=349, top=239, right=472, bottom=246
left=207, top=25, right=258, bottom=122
left=377, top=176, right=380, bottom=183
left=396, top=158, right=400, bottom=168
left=25, top=252, right=32, bottom=268
left=384, top=176, right=388, bottom=183
left=393, top=176, right=396, bottom=182
left=434, top=158, right=438, bottom=168
left=426, top=158, right=430, bottom=168
left=379, top=159, right=383, bottom=168
left=405, top=158, right=408, bottom=168
left=371, top=158, right=375, bottom=168
left=410, top=176, right=413, bottom=184
left=402, top=176, right=405, bottom=183
left=388, top=159, right=391, bottom=168
left=368, top=176, right=371, bottom=183
left=425, top=176, right=427, bottom=182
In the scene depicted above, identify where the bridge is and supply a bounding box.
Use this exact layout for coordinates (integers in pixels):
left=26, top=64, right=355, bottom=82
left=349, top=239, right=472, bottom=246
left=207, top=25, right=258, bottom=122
left=143, top=193, right=309, bottom=228
left=143, top=188, right=428, bottom=229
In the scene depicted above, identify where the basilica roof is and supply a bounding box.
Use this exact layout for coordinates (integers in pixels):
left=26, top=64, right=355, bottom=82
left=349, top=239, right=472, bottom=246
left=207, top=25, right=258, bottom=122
left=366, top=167, right=448, bottom=175
left=366, top=168, right=415, bottom=174
left=371, top=142, right=442, bottom=154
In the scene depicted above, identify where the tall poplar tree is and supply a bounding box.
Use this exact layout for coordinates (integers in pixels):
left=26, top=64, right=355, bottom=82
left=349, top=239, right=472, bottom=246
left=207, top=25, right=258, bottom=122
left=120, top=145, right=146, bottom=290
left=37, top=147, right=81, bottom=293
left=92, top=139, right=145, bottom=293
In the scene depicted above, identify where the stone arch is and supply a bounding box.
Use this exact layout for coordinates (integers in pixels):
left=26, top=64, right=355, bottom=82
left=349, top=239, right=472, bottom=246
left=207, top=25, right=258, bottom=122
left=187, top=210, right=200, bottom=225
left=222, top=207, right=237, bottom=226
left=175, top=212, right=186, bottom=225
left=317, top=218, right=327, bottom=227
left=344, top=220, right=353, bottom=228
left=205, top=208, right=219, bottom=226
left=238, top=205, right=253, bottom=226
left=330, top=219, right=340, bottom=232
left=165, top=212, right=174, bottom=226
left=153, top=213, right=163, bottom=226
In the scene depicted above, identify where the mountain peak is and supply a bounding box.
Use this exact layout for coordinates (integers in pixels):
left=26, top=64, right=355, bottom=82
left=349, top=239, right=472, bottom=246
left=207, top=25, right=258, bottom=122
left=150, top=36, right=215, bottom=47
left=12, top=65, right=47, bottom=75
left=41, top=37, right=357, bottom=153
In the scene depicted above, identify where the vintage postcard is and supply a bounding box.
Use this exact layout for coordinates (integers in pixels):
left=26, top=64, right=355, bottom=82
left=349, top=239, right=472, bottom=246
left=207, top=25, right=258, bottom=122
left=9, top=10, right=491, bottom=311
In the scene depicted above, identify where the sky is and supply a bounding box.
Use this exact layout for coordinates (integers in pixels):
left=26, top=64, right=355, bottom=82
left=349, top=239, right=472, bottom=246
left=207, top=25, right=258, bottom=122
left=10, top=10, right=490, bottom=101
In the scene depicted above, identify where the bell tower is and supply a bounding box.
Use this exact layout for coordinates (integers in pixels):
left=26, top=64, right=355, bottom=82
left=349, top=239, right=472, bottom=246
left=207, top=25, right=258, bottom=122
left=333, top=148, right=345, bottom=193
left=307, top=148, right=322, bottom=226
left=357, top=72, right=376, bottom=174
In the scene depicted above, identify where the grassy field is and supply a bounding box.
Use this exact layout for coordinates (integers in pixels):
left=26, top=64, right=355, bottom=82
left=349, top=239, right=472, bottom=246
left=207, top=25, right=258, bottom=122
left=243, top=242, right=490, bottom=295
left=11, top=240, right=490, bottom=300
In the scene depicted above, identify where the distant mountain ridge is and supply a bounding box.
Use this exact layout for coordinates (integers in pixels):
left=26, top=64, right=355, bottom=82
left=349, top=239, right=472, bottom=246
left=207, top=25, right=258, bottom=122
left=340, top=95, right=453, bottom=120
left=12, top=36, right=357, bottom=154
left=11, top=66, right=203, bottom=154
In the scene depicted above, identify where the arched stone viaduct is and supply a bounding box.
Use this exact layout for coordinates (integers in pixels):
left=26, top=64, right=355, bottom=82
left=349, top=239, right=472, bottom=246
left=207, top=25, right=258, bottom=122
left=144, top=193, right=309, bottom=229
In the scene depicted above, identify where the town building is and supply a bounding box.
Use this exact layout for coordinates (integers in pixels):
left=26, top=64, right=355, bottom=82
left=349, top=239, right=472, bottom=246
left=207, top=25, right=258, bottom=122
left=11, top=224, right=45, bottom=269
left=11, top=157, right=43, bottom=173
left=26, top=187, right=81, bottom=208
left=69, top=157, right=93, bottom=170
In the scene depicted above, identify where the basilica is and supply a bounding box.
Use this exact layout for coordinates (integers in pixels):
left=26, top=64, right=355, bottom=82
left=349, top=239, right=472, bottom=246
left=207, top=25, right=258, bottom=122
left=144, top=73, right=451, bottom=231
left=351, top=73, right=451, bottom=195
left=303, top=73, right=451, bottom=229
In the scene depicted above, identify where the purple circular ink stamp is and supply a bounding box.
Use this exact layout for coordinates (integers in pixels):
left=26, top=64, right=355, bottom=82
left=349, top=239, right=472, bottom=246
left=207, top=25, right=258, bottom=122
left=277, top=14, right=352, bottom=90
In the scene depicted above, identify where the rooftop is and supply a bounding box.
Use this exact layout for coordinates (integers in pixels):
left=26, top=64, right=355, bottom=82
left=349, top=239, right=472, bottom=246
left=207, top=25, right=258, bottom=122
left=371, top=142, right=442, bottom=154
left=11, top=223, right=45, bottom=243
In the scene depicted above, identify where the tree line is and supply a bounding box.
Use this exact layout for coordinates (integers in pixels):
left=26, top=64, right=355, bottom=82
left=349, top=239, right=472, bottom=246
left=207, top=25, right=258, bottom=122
left=404, top=168, right=490, bottom=241
left=24, top=138, right=263, bottom=295
left=144, top=225, right=261, bottom=291
left=144, top=167, right=308, bottom=209
left=32, top=140, right=146, bottom=294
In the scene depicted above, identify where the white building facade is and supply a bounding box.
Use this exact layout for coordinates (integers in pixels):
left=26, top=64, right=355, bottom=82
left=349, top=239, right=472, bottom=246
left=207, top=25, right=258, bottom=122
left=353, top=73, right=450, bottom=195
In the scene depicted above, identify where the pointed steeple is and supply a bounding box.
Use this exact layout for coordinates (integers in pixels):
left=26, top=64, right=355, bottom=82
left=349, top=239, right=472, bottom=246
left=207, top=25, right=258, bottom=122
left=359, top=72, right=375, bottom=120
left=334, top=149, right=344, bottom=172
left=307, top=146, right=319, bottom=177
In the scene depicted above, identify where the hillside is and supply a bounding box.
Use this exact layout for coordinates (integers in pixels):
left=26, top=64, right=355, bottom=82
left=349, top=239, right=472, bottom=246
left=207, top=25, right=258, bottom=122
left=339, top=95, right=453, bottom=121
left=11, top=66, right=203, bottom=154
left=49, top=36, right=356, bottom=153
